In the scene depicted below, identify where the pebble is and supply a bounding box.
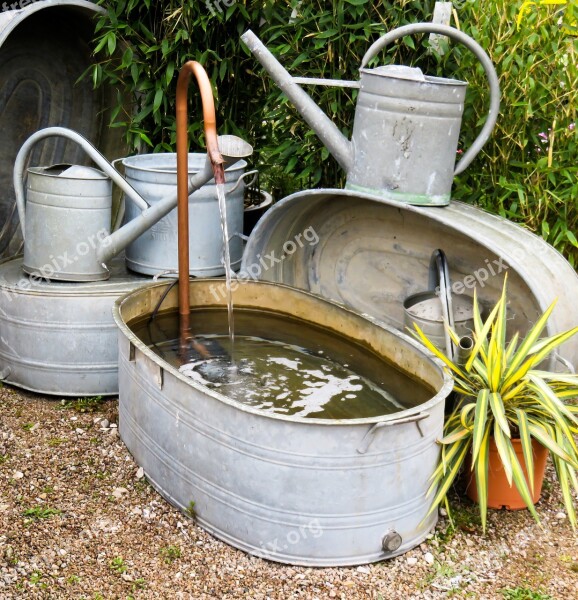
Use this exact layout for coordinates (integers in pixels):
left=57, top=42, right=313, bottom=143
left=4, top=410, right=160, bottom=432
left=356, top=566, right=370, bottom=574
left=75, top=428, right=84, bottom=435
left=424, top=552, right=435, bottom=565
left=556, top=512, right=567, bottom=520
left=99, top=419, right=110, bottom=429
left=407, top=557, right=418, bottom=566
left=136, top=467, right=144, bottom=480
left=112, top=487, right=128, bottom=499
left=12, top=471, right=23, bottom=479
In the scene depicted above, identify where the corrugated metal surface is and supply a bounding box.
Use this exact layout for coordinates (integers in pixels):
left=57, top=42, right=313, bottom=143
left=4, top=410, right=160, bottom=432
left=0, top=255, right=148, bottom=396
left=114, top=280, right=452, bottom=566
left=242, top=190, right=578, bottom=369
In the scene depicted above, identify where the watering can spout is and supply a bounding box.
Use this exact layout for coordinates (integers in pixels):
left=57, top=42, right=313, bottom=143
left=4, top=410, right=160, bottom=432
left=241, top=30, right=353, bottom=172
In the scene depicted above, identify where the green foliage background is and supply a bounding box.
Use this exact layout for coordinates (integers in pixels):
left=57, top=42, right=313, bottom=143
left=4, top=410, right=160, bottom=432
left=92, top=0, right=578, bottom=262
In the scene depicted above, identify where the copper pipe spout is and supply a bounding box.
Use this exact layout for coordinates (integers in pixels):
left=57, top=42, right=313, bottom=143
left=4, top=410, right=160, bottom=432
left=176, top=61, right=225, bottom=337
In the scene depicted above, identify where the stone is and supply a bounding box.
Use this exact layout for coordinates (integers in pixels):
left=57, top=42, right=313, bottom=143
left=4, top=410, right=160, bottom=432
left=424, top=552, right=435, bottom=565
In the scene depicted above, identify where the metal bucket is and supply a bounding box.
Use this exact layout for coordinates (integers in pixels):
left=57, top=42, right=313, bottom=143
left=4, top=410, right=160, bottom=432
left=122, top=153, right=247, bottom=277
left=242, top=189, right=578, bottom=370
left=0, top=255, right=149, bottom=396
left=114, top=279, right=453, bottom=566
left=0, top=1, right=124, bottom=258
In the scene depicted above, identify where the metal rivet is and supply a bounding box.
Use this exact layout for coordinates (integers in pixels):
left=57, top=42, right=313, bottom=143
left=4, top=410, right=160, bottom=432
left=382, top=530, right=402, bottom=553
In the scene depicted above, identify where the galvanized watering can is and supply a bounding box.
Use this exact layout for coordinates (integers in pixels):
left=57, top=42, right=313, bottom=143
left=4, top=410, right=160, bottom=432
left=403, top=249, right=474, bottom=359
left=242, top=23, right=500, bottom=205
left=13, top=127, right=252, bottom=281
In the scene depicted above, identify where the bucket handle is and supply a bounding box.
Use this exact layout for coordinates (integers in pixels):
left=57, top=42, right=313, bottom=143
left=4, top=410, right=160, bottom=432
left=13, top=126, right=150, bottom=237
left=357, top=413, right=429, bottom=454
left=229, top=169, right=259, bottom=194
left=429, top=249, right=455, bottom=360
left=360, top=23, right=500, bottom=176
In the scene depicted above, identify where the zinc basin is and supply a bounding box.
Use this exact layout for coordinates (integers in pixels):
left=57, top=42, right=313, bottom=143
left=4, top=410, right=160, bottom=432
left=114, top=279, right=452, bottom=566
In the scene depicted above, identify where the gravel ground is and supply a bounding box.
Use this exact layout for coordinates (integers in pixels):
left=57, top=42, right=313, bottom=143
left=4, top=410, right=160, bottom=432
left=1, top=386, right=577, bottom=599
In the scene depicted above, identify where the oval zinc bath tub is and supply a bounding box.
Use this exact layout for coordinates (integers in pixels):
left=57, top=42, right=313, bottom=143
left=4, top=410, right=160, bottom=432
left=113, top=280, right=452, bottom=566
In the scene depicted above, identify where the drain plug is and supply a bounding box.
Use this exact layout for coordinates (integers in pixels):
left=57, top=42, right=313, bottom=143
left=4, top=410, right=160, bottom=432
left=381, top=530, right=402, bottom=553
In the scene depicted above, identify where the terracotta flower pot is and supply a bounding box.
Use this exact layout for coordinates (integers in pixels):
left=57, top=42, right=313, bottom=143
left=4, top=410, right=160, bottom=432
left=466, top=438, right=549, bottom=509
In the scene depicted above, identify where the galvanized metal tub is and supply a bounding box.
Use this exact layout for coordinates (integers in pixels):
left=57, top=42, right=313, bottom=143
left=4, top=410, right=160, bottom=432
left=0, top=0, right=123, bottom=259
left=122, top=153, right=246, bottom=277
left=242, top=189, right=578, bottom=370
left=114, top=279, right=453, bottom=566
left=0, top=255, right=149, bottom=396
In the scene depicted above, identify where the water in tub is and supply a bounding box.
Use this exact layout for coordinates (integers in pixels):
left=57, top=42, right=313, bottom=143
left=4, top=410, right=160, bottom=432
left=131, top=309, right=434, bottom=420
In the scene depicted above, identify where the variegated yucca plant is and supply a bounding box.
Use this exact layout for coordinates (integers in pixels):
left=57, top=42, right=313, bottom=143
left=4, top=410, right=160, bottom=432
left=413, top=276, right=578, bottom=531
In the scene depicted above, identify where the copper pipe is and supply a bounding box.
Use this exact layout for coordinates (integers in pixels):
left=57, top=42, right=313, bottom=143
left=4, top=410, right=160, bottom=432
left=176, top=60, right=224, bottom=339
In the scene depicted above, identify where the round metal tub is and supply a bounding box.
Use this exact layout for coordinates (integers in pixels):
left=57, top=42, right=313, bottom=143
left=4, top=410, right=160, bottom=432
left=0, top=255, right=149, bottom=396
left=122, top=153, right=246, bottom=277
left=0, top=1, right=123, bottom=258
left=242, top=189, right=578, bottom=370
left=114, top=279, right=453, bottom=566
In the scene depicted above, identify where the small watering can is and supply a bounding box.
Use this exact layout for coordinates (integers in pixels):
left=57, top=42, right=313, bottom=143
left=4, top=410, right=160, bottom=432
left=241, top=23, right=500, bottom=206
left=404, top=249, right=474, bottom=359
left=13, top=126, right=253, bottom=281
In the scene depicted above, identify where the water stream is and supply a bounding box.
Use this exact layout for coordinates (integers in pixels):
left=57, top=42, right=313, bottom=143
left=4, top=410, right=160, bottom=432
left=216, top=183, right=235, bottom=360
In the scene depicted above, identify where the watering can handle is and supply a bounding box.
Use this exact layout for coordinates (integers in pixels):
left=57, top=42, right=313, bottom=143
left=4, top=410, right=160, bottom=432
left=13, top=126, right=150, bottom=237
left=229, top=169, right=259, bottom=194
left=360, top=23, right=500, bottom=176
left=429, top=249, right=455, bottom=359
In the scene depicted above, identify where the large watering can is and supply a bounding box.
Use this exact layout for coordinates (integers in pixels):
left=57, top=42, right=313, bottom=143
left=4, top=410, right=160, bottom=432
left=241, top=23, right=500, bottom=206
left=13, top=126, right=252, bottom=281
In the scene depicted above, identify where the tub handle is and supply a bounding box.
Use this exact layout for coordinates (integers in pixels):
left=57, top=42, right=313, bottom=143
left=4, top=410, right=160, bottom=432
left=357, top=413, right=429, bottom=454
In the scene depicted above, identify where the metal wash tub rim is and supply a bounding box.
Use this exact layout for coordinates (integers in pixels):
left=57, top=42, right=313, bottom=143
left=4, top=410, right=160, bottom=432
left=0, top=0, right=103, bottom=45
left=113, top=279, right=454, bottom=427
